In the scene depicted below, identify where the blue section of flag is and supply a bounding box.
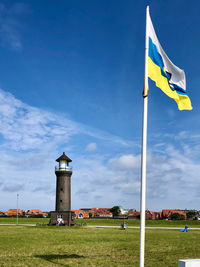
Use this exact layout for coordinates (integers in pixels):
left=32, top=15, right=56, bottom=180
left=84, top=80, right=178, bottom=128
left=149, top=37, right=187, bottom=96
left=169, top=83, right=187, bottom=95
left=149, top=37, right=166, bottom=77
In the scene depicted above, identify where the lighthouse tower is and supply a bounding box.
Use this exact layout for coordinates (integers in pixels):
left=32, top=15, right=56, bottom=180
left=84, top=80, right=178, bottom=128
left=50, top=152, right=75, bottom=226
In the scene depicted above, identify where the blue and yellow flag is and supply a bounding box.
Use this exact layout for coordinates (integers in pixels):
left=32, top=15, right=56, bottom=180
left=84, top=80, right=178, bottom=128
left=147, top=10, right=192, bottom=110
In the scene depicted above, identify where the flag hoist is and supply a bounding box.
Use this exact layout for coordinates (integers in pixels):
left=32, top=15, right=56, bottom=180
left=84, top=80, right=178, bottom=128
left=140, top=6, right=192, bottom=267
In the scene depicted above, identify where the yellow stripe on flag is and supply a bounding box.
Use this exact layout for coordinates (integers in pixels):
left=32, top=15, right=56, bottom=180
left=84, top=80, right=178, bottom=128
left=148, top=57, right=192, bottom=110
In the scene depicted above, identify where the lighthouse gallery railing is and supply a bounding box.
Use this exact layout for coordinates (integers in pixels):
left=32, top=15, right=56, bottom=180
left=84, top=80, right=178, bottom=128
left=55, top=166, right=72, bottom=171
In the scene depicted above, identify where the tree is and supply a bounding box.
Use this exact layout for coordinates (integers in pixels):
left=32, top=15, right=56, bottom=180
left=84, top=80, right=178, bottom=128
left=89, top=212, right=92, bottom=218
left=22, top=211, right=26, bottom=217
left=186, top=210, right=197, bottom=220
left=110, top=206, right=121, bottom=217
left=170, top=213, right=185, bottom=220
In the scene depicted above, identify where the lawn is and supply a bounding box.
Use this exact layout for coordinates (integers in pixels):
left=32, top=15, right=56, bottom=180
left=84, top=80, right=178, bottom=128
left=75, top=218, right=200, bottom=228
left=1, top=217, right=200, bottom=228
left=0, top=217, right=49, bottom=224
left=0, top=225, right=200, bottom=266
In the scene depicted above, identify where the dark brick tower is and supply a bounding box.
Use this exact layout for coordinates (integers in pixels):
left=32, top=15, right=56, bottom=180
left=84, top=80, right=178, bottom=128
left=50, top=152, right=75, bottom=226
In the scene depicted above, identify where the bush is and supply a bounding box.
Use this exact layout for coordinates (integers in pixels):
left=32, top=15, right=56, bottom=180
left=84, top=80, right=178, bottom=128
left=186, top=210, right=197, bottom=220
left=29, top=214, right=44, bottom=218
left=170, top=213, right=185, bottom=220
left=110, top=206, right=120, bottom=217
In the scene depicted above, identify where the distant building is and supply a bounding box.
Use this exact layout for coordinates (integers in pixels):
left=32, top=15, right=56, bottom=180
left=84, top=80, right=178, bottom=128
left=72, top=209, right=89, bottom=219
left=154, top=211, right=162, bottom=220
left=128, top=210, right=140, bottom=219
left=145, top=210, right=160, bottom=220
left=120, top=208, right=129, bottom=215
left=162, top=209, right=186, bottom=219
left=128, top=210, right=162, bottom=220
left=6, top=209, right=24, bottom=216
left=89, top=208, right=112, bottom=218
left=80, top=208, right=92, bottom=213
left=26, top=209, right=44, bottom=217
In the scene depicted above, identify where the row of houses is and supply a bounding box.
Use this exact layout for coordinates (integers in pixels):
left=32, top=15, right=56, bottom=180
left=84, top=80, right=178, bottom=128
left=73, top=208, right=113, bottom=219
left=0, top=209, right=48, bottom=217
left=72, top=208, right=200, bottom=220
left=1, top=208, right=200, bottom=220
left=127, top=209, right=189, bottom=220
left=74, top=208, right=200, bottom=220
left=0, top=208, right=113, bottom=218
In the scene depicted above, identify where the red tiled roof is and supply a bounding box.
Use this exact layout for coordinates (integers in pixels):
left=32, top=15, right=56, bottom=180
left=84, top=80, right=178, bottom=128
left=7, top=209, right=23, bottom=215
left=162, top=209, right=186, bottom=217
left=72, top=209, right=89, bottom=218
left=26, top=209, right=44, bottom=215
left=128, top=211, right=140, bottom=216
left=88, top=208, right=112, bottom=217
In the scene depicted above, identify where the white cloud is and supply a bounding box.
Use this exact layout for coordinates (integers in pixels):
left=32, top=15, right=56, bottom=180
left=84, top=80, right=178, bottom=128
left=0, top=89, right=133, bottom=152
left=0, top=89, right=78, bottom=150
left=108, top=154, right=140, bottom=169
left=85, top=142, right=97, bottom=151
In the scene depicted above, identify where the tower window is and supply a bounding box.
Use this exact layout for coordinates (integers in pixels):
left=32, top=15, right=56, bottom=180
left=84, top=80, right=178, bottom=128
left=60, top=188, right=63, bottom=191
left=60, top=200, right=62, bottom=203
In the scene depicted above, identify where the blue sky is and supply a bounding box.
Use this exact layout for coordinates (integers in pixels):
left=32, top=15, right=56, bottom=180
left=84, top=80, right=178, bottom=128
left=0, top=0, right=199, bottom=212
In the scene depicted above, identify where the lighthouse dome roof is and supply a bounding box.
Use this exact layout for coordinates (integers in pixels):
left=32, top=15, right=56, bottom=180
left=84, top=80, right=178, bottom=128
left=56, top=152, right=72, bottom=162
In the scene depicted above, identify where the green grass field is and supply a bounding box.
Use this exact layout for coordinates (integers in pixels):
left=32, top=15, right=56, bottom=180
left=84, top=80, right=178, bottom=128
left=0, top=218, right=200, bottom=266
left=75, top=218, right=200, bottom=228
left=0, top=224, right=200, bottom=266
left=0, top=217, right=49, bottom=225
left=0, top=217, right=200, bottom=228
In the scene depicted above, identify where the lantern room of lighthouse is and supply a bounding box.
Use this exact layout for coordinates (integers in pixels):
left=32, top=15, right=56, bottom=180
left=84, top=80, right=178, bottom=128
left=56, top=152, right=72, bottom=171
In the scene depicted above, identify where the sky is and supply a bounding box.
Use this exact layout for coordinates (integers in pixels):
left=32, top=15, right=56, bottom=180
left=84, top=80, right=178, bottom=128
left=0, top=0, right=200, bottom=212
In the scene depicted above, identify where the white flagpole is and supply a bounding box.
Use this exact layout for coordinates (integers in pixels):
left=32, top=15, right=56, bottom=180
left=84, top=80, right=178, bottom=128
left=139, top=6, right=149, bottom=267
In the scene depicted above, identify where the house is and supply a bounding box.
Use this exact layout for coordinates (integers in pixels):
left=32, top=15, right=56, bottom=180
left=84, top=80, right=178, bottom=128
left=145, top=210, right=161, bottom=220
left=26, top=209, right=44, bottom=217
left=72, top=209, right=89, bottom=219
left=6, top=209, right=24, bottom=216
left=128, top=210, right=140, bottom=219
left=120, top=208, right=129, bottom=215
left=128, top=210, right=162, bottom=220
left=89, top=208, right=113, bottom=218
left=146, top=210, right=154, bottom=220
left=162, top=209, right=186, bottom=219
left=80, top=208, right=92, bottom=213
left=154, top=211, right=162, bottom=220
